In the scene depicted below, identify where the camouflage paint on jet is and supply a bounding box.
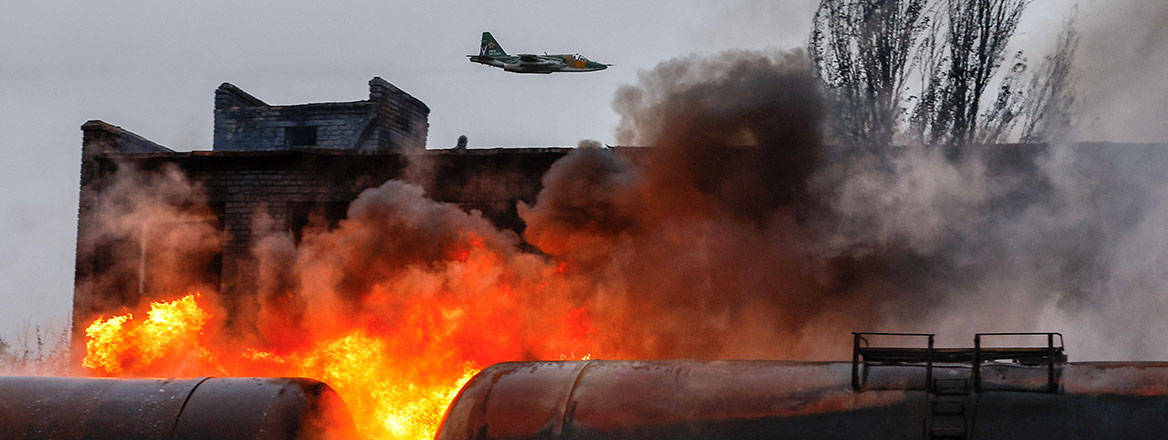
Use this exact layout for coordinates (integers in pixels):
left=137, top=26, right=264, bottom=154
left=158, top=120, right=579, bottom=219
left=468, top=32, right=611, bottom=74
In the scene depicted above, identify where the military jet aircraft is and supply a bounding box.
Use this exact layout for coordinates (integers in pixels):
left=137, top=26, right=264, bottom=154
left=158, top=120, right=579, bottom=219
left=468, top=32, right=611, bottom=74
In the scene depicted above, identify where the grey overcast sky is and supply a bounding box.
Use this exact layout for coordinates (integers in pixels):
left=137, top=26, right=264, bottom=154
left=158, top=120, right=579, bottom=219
left=0, top=0, right=1145, bottom=340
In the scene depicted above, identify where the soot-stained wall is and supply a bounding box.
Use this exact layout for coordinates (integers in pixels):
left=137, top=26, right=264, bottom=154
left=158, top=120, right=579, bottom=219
left=73, top=142, right=567, bottom=334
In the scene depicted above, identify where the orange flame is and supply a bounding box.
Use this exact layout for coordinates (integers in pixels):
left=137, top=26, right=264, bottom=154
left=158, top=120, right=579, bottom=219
left=83, top=294, right=487, bottom=439
left=82, top=241, right=596, bottom=440
left=248, top=331, right=479, bottom=439
left=81, top=314, right=130, bottom=375
left=83, top=293, right=213, bottom=376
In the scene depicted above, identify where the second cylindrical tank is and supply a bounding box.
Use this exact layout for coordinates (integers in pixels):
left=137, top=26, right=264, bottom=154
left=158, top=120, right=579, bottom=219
left=437, top=360, right=1168, bottom=440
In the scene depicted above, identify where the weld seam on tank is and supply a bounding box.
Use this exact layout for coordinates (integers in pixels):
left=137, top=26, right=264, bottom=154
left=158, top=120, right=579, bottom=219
left=552, top=360, right=595, bottom=438
left=86, top=379, right=119, bottom=436
left=167, top=376, right=212, bottom=440
left=472, top=366, right=508, bottom=432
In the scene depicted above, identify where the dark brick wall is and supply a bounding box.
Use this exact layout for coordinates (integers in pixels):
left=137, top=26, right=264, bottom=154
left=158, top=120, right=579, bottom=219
left=73, top=144, right=568, bottom=334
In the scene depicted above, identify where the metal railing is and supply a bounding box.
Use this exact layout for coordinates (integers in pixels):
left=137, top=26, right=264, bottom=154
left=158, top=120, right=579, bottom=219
left=973, top=332, right=1064, bottom=393
left=852, top=332, right=934, bottom=391
left=852, top=332, right=1065, bottom=393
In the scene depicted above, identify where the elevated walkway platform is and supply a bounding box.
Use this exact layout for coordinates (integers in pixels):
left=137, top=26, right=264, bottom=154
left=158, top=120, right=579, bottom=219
left=851, top=332, right=1066, bottom=393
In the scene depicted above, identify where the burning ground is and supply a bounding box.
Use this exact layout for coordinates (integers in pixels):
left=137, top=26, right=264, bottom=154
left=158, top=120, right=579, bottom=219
left=76, top=50, right=1168, bottom=439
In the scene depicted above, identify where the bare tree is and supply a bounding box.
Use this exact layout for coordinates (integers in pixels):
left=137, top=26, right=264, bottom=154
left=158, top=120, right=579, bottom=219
left=973, top=50, right=1029, bottom=144
left=912, top=0, right=1029, bottom=151
left=907, top=7, right=949, bottom=143
left=1016, top=15, right=1079, bottom=143
left=966, top=12, right=1079, bottom=144
left=0, top=325, right=71, bottom=375
left=812, top=0, right=1078, bottom=152
left=810, top=0, right=929, bottom=149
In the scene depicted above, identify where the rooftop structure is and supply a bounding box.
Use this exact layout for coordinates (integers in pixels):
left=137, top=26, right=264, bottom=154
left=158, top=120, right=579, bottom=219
left=213, top=77, right=429, bottom=153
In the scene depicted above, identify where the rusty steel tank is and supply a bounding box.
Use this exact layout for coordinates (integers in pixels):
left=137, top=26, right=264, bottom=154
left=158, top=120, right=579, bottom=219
left=436, top=332, right=1168, bottom=440
left=0, top=376, right=355, bottom=440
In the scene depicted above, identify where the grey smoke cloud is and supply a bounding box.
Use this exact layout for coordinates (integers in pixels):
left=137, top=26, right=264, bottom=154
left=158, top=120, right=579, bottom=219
left=1072, top=1, right=1168, bottom=142
left=73, top=163, right=223, bottom=326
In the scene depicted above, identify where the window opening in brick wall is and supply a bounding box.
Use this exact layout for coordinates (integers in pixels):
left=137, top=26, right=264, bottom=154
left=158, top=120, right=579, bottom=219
left=286, top=126, right=318, bottom=147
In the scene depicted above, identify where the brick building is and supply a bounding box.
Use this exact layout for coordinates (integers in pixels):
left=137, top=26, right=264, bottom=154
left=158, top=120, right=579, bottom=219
left=73, top=77, right=568, bottom=333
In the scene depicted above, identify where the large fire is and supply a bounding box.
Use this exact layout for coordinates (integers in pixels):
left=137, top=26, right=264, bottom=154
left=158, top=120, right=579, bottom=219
left=82, top=291, right=577, bottom=439
left=82, top=234, right=597, bottom=440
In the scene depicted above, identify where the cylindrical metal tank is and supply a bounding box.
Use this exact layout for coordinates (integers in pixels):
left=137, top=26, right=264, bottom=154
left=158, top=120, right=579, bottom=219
left=436, top=360, right=1168, bottom=440
left=0, top=376, right=355, bottom=440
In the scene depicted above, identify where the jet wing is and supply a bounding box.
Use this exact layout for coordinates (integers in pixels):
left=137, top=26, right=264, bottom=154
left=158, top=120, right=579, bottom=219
left=517, top=54, right=561, bottom=66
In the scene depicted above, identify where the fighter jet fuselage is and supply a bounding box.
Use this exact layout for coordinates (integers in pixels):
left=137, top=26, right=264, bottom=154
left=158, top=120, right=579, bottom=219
left=468, top=32, right=610, bottom=74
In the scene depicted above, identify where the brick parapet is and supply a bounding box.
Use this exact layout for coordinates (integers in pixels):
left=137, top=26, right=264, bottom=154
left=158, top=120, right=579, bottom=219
left=215, top=83, right=268, bottom=109
left=82, top=120, right=174, bottom=156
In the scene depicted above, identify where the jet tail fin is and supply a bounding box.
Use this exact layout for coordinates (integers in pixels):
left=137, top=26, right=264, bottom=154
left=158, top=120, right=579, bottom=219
left=480, top=32, right=507, bottom=57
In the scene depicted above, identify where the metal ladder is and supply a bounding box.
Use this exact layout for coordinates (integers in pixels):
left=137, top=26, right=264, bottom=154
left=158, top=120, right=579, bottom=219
left=928, top=376, right=972, bottom=439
